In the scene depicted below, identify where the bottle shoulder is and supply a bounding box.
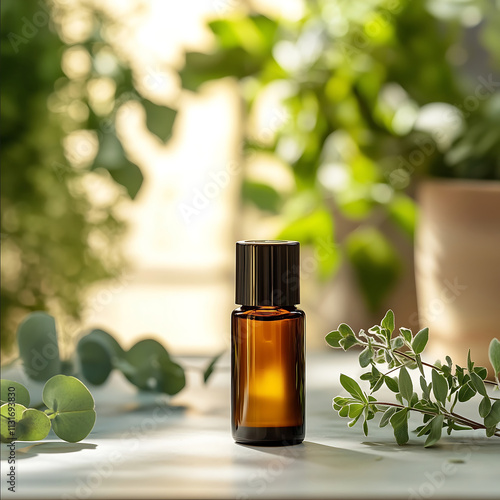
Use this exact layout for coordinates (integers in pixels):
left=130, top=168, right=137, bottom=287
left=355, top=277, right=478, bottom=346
left=232, top=306, right=305, bottom=320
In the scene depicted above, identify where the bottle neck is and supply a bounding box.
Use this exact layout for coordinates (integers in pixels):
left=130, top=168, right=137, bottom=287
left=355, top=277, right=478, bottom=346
left=239, top=305, right=298, bottom=311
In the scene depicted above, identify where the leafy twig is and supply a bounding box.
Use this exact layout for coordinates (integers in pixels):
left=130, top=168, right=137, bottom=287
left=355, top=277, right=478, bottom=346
left=326, top=310, right=500, bottom=446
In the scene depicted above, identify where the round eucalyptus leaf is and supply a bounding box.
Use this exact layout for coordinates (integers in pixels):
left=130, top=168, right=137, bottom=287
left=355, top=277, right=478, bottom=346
left=42, top=375, right=96, bottom=443
left=1, top=379, right=30, bottom=406
left=16, top=409, right=51, bottom=441
left=77, top=329, right=124, bottom=385
left=122, top=339, right=171, bottom=390
left=159, top=360, right=186, bottom=395
left=17, top=312, right=61, bottom=381
left=122, top=339, right=185, bottom=395
left=0, top=403, right=25, bottom=442
left=0, top=404, right=49, bottom=442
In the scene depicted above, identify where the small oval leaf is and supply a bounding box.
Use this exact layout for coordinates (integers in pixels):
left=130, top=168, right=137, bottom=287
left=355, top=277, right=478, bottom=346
left=431, top=369, right=448, bottom=405
left=43, top=375, right=96, bottom=443
left=17, top=312, right=61, bottom=381
left=1, top=380, right=30, bottom=406
left=325, top=331, right=343, bottom=348
left=398, top=366, right=413, bottom=403
left=412, top=328, right=429, bottom=355
left=489, top=338, right=500, bottom=377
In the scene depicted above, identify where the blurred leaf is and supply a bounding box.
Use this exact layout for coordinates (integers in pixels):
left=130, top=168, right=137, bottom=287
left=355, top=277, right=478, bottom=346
left=242, top=179, right=282, bottom=213
left=42, top=375, right=96, bottom=443
left=77, top=329, right=124, bottom=385
left=120, top=339, right=186, bottom=396
left=180, top=48, right=264, bottom=92
left=0, top=380, right=30, bottom=406
left=92, top=133, right=143, bottom=199
left=142, top=99, right=177, bottom=143
left=108, top=163, right=143, bottom=199
left=387, top=195, right=417, bottom=240
left=208, top=15, right=277, bottom=55
left=277, top=207, right=339, bottom=278
left=489, top=338, right=500, bottom=377
left=17, top=312, right=61, bottom=381
left=345, top=228, right=401, bottom=312
left=203, top=352, right=224, bottom=384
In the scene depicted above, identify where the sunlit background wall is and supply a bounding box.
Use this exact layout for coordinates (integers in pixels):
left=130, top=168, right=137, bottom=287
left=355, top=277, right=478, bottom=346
left=2, top=0, right=499, bottom=358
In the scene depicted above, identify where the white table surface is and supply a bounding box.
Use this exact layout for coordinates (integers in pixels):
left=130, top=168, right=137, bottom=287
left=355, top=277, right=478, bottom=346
left=1, top=352, right=499, bottom=499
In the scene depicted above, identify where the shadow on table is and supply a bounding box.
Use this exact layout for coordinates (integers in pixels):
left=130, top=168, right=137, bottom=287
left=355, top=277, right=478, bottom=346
left=15, top=442, right=97, bottom=460
left=238, top=440, right=387, bottom=469
left=362, top=435, right=500, bottom=454
left=91, top=401, right=187, bottom=439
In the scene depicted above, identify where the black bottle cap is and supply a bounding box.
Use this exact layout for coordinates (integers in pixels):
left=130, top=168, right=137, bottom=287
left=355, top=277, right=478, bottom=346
left=235, top=240, right=300, bottom=307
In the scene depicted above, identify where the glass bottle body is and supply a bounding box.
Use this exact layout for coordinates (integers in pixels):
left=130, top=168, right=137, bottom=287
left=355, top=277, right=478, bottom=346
left=231, top=305, right=305, bottom=445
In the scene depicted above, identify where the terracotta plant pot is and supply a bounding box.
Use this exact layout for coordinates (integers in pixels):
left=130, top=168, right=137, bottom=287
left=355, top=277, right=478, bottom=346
left=415, top=179, right=500, bottom=373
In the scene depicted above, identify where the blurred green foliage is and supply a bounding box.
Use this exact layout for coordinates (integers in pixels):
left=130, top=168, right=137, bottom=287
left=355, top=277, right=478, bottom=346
left=1, top=0, right=177, bottom=354
left=180, top=0, right=500, bottom=311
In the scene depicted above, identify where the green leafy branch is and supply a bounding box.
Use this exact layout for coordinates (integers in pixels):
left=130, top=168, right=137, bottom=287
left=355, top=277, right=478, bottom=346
left=15, top=312, right=221, bottom=394
left=0, top=312, right=223, bottom=444
left=326, top=310, right=500, bottom=446
left=1, top=376, right=95, bottom=443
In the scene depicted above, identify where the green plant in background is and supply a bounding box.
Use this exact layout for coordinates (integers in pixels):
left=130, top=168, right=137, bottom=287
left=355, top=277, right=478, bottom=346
left=1, top=0, right=178, bottom=354
left=180, top=0, right=500, bottom=312
left=1, top=376, right=96, bottom=443
left=326, top=310, right=500, bottom=446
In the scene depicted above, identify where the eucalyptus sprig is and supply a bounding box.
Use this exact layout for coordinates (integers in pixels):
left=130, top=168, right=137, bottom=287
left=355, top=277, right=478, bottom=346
left=0, top=376, right=96, bottom=443
left=14, top=312, right=221, bottom=393
left=326, top=310, right=500, bottom=447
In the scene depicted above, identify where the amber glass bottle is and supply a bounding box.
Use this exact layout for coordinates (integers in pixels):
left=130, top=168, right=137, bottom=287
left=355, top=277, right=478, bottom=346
left=231, top=240, right=305, bottom=445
